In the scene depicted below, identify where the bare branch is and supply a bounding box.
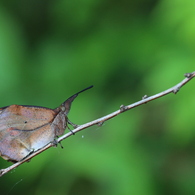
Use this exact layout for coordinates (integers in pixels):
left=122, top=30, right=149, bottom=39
left=1, top=71, right=195, bottom=177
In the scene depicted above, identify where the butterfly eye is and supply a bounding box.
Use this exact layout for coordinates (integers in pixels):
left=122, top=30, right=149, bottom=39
left=24, top=121, right=28, bottom=124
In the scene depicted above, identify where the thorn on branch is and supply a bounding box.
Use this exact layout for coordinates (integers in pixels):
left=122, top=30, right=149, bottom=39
left=97, top=121, right=104, bottom=126
left=172, top=87, right=180, bottom=94
left=184, top=73, right=193, bottom=78
left=120, top=105, right=127, bottom=112
left=142, top=95, right=148, bottom=100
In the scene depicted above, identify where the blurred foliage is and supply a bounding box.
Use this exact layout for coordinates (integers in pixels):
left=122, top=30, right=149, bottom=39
left=0, top=0, right=195, bottom=194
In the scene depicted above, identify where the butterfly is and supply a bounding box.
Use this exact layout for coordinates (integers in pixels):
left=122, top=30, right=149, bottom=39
left=0, top=86, right=93, bottom=163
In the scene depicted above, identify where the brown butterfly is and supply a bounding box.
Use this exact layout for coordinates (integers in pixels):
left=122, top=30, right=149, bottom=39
left=0, top=86, right=93, bottom=163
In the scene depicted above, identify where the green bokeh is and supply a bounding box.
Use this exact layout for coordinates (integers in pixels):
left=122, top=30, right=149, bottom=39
left=1, top=0, right=195, bottom=194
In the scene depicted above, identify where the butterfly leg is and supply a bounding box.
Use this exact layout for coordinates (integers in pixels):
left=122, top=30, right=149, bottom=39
left=53, top=137, right=64, bottom=149
left=67, top=119, right=79, bottom=129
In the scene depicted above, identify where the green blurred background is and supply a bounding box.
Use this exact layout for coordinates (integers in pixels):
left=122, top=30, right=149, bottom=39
left=1, top=0, right=195, bottom=194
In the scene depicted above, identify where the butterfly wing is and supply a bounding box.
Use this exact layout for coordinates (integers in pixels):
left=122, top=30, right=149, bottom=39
left=0, top=105, right=57, bottom=162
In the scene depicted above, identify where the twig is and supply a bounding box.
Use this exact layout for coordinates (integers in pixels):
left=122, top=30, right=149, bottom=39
left=0, top=71, right=195, bottom=177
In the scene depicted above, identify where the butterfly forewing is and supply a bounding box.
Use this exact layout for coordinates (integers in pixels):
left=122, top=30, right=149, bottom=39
left=0, top=105, right=58, bottom=162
